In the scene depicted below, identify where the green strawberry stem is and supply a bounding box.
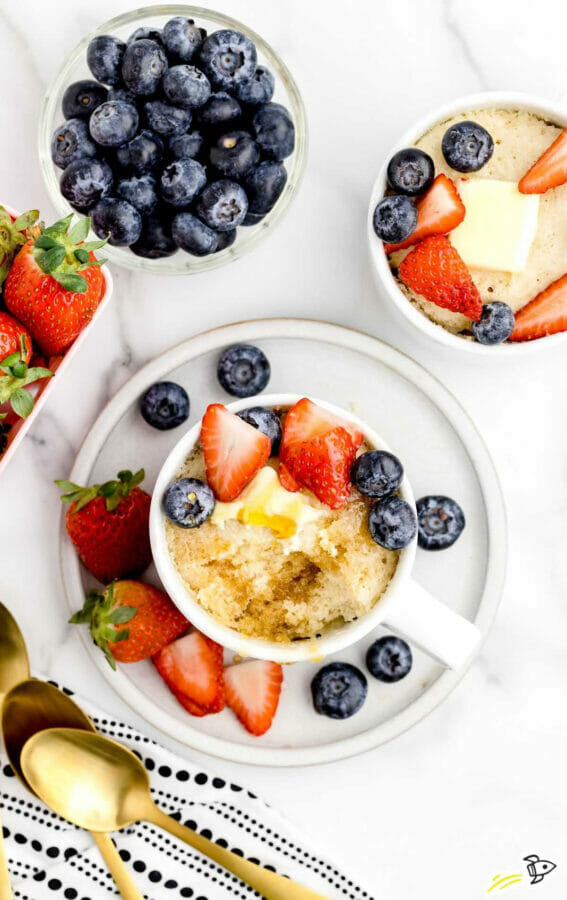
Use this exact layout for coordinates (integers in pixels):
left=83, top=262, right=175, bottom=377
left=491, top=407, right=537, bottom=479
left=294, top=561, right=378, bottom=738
left=0, top=336, right=52, bottom=419
left=0, top=206, right=41, bottom=289
left=56, top=468, right=146, bottom=512
left=33, top=214, right=108, bottom=294
left=69, top=583, right=136, bottom=670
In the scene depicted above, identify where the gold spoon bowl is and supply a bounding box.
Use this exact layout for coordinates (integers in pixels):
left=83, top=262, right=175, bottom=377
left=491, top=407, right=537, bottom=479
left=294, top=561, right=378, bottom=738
left=22, top=727, right=329, bottom=900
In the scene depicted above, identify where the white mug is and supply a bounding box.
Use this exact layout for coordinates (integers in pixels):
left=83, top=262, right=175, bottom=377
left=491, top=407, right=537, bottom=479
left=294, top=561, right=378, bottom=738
left=150, top=393, right=481, bottom=667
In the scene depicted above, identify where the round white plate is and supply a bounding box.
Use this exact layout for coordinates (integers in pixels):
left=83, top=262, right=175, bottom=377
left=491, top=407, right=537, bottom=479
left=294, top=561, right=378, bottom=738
left=60, top=319, right=507, bottom=767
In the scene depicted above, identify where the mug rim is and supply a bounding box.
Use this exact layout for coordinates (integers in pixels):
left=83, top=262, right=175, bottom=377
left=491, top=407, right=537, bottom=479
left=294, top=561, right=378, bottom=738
left=367, top=90, right=567, bottom=357
left=149, top=392, right=417, bottom=663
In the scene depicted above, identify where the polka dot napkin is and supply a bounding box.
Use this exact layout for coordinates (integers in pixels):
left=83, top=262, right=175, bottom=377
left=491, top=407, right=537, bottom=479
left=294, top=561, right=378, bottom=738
left=1, top=682, right=372, bottom=900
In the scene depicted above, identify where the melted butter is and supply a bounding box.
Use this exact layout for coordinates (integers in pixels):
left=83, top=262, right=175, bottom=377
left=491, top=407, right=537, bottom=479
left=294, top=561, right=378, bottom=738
left=211, top=466, right=323, bottom=538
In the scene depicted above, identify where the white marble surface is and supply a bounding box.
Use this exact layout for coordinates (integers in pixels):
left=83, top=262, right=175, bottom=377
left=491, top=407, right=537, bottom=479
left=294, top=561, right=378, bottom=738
left=1, top=0, right=567, bottom=897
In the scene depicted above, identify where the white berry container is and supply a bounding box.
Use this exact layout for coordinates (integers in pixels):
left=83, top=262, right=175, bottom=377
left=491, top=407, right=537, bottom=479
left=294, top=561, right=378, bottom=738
left=0, top=203, right=113, bottom=477
left=367, top=91, right=567, bottom=357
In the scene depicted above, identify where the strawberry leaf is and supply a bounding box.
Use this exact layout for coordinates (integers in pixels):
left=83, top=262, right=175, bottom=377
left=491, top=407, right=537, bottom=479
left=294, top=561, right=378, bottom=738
left=0, top=351, right=20, bottom=369
left=74, top=248, right=90, bottom=264
left=44, top=214, right=73, bottom=238
left=54, top=272, right=88, bottom=293
left=23, top=367, right=53, bottom=386
left=34, top=234, right=59, bottom=250
left=81, top=239, right=108, bottom=251
left=38, top=245, right=66, bottom=274
left=12, top=210, right=39, bottom=232
left=10, top=388, right=34, bottom=418
left=109, top=606, right=136, bottom=625
left=67, top=217, right=91, bottom=244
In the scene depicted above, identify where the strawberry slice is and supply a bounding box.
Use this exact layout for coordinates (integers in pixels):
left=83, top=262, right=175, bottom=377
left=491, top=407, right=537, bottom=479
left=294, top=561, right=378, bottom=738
left=281, top=397, right=363, bottom=456
left=509, top=273, right=567, bottom=341
left=224, top=660, right=283, bottom=736
left=384, top=174, right=465, bottom=254
left=519, top=128, right=567, bottom=194
left=283, top=426, right=359, bottom=509
left=399, top=234, right=482, bottom=321
left=153, top=631, right=225, bottom=713
left=278, top=460, right=301, bottom=492
left=201, top=403, right=271, bottom=502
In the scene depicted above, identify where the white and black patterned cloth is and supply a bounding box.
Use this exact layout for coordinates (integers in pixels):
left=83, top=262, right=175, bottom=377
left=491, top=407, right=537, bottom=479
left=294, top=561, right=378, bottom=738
left=1, top=682, right=373, bottom=900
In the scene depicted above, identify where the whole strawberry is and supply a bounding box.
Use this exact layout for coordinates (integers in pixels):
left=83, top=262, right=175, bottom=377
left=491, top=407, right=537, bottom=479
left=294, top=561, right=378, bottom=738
left=57, top=469, right=152, bottom=583
left=4, top=214, right=107, bottom=356
left=0, top=206, right=41, bottom=288
left=70, top=580, right=190, bottom=669
left=0, top=332, right=53, bottom=426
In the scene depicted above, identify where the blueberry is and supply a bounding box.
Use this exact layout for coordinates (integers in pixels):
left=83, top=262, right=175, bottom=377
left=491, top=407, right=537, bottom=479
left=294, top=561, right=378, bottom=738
left=442, top=121, right=494, bottom=173
left=416, top=495, right=465, bottom=551
left=60, top=157, right=114, bottom=211
left=243, top=161, right=287, bottom=215
left=253, top=103, right=295, bottom=160
left=196, top=92, right=241, bottom=129
left=311, top=662, right=367, bottom=720
left=127, top=26, right=163, bottom=45
left=86, top=35, right=126, bottom=85
left=144, top=100, right=192, bottom=137
left=160, top=158, right=207, bottom=207
left=163, top=478, right=215, bottom=528
left=472, top=301, right=515, bottom=345
left=51, top=119, right=97, bottom=169
left=217, top=344, right=270, bottom=397
left=366, top=636, right=412, bottom=683
left=89, top=101, right=139, bottom=147
left=198, top=29, right=257, bottom=90
left=387, top=148, right=435, bottom=196
left=91, top=197, right=142, bottom=246
left=372, top=195, right=417, bottom=244
left=196, top=179, right=248, bottom=231
left=168, top=131, right=204, bottom=160
left=115, top=129, right=163, bottom=174
left=62, top=80, right=108, bottom=120
left=237, top=407, right=281, bottom=455
left=131, top=211, right=176, bottom=258
left=163, top=65, right=211, bottom=110
left=163, top=17, right=206, bottom=62
left=116, top=174, right=158, bottom=216
left=140, top=381, right=190, bottom=430
left=122, top=39, right=168, bottom=97
left=235, top=66, right=275, bottom=106
left=215, top=229, right=237, bottom=251
left=172, top=212, right=218, bottom=256
left=351, top=450, right=403, bottom=499
left=368, top=495, right=417, bottom=550
left=107, top=87, right=137, bottom=105
left=209, top=130, right=259, bottom=178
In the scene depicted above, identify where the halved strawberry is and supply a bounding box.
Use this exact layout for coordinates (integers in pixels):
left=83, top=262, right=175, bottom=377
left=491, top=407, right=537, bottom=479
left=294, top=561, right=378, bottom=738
left=282, top=426, right=358, bottom=509
left=224, top=660, right=283, bottom=736
left=201, top=403, right=271, bottom=502
left=153, top=631, right=225, bottom=713
left=509, top=273, right=567, bottom=341
left=399, top=234, right=482, bottom=321
left=519, top=129, right=567, bottom=194
left=278, top=460, right=301, bottom=492
left=280, top=397, right=363, bottom=456
left=384, top=174, right=465, bottom=254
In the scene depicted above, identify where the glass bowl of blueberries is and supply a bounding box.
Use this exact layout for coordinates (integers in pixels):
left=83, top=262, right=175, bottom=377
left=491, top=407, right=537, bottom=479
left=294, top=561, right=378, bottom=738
left=38, top=5, right=307, bottom=273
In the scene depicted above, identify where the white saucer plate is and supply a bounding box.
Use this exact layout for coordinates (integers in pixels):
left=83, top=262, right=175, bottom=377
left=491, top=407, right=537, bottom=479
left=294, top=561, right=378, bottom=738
left=60, top=319, right=507, bottom=766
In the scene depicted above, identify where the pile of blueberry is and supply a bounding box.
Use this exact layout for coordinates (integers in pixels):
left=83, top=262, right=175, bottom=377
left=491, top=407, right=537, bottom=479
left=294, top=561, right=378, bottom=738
left=51, top=18, right=295, bottom=259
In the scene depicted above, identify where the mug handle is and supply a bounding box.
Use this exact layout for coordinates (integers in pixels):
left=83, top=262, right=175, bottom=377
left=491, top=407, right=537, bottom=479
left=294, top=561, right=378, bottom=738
left=383, top=579, right=481, bottom=669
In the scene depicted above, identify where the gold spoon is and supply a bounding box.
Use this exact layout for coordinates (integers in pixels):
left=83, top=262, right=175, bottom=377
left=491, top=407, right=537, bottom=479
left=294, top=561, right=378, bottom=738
left=2, top=680, right=143, bottom=900
left=22, top=727, right=330, bottom=900
left=0, top=601, right=27, bottom=900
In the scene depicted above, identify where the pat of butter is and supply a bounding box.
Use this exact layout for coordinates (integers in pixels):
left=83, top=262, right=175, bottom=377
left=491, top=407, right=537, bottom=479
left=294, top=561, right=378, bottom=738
left=450, top=179, right=540, bottom=273
left=211, top=466, right=323, bottom=538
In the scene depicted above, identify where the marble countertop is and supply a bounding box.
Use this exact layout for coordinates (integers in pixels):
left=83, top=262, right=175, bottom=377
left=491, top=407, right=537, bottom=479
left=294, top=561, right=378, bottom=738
left=2, top=0, right=566, bottom=897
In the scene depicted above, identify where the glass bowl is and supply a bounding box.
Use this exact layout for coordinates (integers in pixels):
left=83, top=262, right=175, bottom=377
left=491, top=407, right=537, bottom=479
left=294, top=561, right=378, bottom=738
left=38, top=5, right=308, bottom=274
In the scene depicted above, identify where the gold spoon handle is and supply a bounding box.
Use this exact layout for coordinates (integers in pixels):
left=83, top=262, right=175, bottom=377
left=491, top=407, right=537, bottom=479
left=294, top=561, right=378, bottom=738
left=0, top=816, right=13, bottom=900
left=147, top=804, right=329, bottom=900
left=92, top=832, right=143, bottom=900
